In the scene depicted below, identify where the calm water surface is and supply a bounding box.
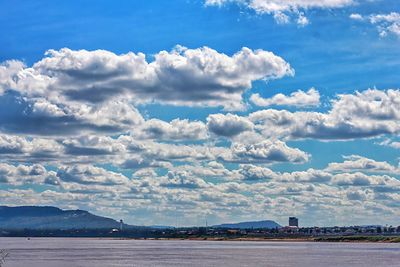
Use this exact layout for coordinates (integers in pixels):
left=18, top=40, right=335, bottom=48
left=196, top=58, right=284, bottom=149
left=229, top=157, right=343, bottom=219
left=0, top=237, right=399, bottom=267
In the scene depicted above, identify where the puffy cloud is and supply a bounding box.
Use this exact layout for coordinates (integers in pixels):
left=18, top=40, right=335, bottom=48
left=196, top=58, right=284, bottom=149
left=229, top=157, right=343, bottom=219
left=224, top=140, right=310, bottom=163
left=369, top=12, right=400, bottom=37
left=61, top=135, right=125, bottom=156
left=132, top=168, right=158, bottom=178
left=0, top=46, right=293, bottom=111
left=378, top=139, right=400, bottom=149
left=331, top=172, right=400, bottom=188
left=0, top=163, right=59, bottom=185
left=134, top=118, right=208, bottom=141
left=0, top=135, right=26, bottom=154
left=207, top=113, right=254, bottom=137
left=349, top=13, right=363, bottom=21
left=237, top=164, right=332, bottom=183
left=2, top=159, right=400, bottom=226
left=250, top=89, right=400, bottom=140
left=120, top=156, right=172, bottom=170
left=350, top=12, right=400, bottom=37
left=326, top=155, right=400, bottom=175
left=250, top=88, right=320, bottom=108
left=296, top=12, right=309, bottom=26
left=0, top=91, right=143, bottom=136
left=346, top=190, right=368, bottom=201
left=171, top=162, right=236, bottom=179
left=205, top=0, right=354, bottom=25
left=238, top=164, right=276, bottom=180
left=161, top=171, right=210, bottom=189
left=278, top=169, right=332, bottom=183
left=0, top=135, right=64, bottom=162
left=118, top=136, right=227, bottom=163
left=57, top=165, right=129, bottom=186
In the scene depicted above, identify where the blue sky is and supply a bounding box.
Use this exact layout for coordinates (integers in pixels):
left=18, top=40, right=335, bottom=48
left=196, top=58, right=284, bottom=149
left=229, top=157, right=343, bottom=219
left=0, top=0, right=399, bottom=227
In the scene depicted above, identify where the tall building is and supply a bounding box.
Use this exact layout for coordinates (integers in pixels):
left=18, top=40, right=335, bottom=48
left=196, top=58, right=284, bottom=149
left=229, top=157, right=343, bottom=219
left=289, top=217, right=298, bottom=227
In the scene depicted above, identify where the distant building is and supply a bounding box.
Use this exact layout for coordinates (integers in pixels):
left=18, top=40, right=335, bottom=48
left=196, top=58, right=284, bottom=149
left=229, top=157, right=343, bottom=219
left=289, top=217, right=298, bottom=227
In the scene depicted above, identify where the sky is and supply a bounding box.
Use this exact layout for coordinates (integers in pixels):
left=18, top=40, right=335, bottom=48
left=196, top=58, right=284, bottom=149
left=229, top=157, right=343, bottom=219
left=0, top=0, right=399, bottom=227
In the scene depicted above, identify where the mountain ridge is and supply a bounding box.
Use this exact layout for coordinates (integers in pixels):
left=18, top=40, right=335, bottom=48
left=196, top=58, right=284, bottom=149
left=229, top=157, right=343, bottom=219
left=213, top=220, right=281, bottom=229
left=0, top=205, right=131, bottom=230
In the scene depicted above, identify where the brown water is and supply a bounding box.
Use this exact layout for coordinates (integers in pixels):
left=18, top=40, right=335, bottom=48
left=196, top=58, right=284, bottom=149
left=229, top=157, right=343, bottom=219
left=0, top=237, right=399, bottom=267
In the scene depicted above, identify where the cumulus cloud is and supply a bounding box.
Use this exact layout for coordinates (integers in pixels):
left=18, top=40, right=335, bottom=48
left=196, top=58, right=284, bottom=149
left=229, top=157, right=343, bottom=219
left=237, top=164, right=332, bottom=183
left=378, top=139, right=400, bottom=149
left=205, top=0, right=354, bottom=25
left=161, top=171, right=210, bottom=189
left=62, top=135, right=124, bottom=156
left=349, top=13, right=363, bottom=21
left=350, top=12, right=400, bottom=37
left=207, top=113, right=254, bottom=137
left=0, top=163, right=59, bottom=186
left=346, top=190, right=368, bottom=201
left=224, top=140, right=310, bottom=163
left=134, top=118, right=208, bottom=141
left=2, top=43, right=400, bottom=226
left=369, top=12, right=400, bottom=37
left=0, top=46, right=293, bottom=111
left=57, top=165, right=129, bottom=186
left=326, top=155, right=400, bottom=175
left=2, top=159, right=400, bottom=226
left=0, top=91, right=143, bottom=136
left=249, top=89, right=400, bottom=140
left=250, top=88, right=320, bottom=108
left=238, top=164, right=276, bottom=180
left=0, top=135, right=64, bottom=163
left=330, top=172, right=400, bottom=188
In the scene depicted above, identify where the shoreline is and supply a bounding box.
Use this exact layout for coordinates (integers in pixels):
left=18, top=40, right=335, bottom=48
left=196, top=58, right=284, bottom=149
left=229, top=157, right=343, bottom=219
left=2, top=236, right=399, bottom=243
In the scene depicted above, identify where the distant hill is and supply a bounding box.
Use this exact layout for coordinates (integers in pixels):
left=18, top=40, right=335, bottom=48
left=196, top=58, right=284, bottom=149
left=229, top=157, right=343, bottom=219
left=0, top=206, right=132, bottom=230
left=149, top=225, right=175, bottom=229
left=213, top=220, right=281, bottom=229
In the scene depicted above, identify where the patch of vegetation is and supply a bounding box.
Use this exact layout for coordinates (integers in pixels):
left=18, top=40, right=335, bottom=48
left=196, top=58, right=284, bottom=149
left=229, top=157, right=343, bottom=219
left=314, top=236, right=400, bottom=243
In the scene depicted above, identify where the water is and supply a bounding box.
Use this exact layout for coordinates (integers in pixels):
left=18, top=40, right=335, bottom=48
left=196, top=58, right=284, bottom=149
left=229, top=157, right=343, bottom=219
left=0, top=238, right=399, bottom=267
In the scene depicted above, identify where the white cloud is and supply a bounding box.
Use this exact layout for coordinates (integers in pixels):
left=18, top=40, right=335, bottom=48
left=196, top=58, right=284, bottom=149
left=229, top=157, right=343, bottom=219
left=378, top=139, right=400, bottom=149
left=207, top=113, right=254, bottom=137
left=351, top=12, right=400, bottom=37
left=250, top=88, right=320, bottom=108
left=250, top=89, right=400, bottom=140
left=349, top=13, right=363, bottom=21
left=369, top=12, right=400, bottom=37
left=0, top=163, right=59, bottom=186
left=225, top=140, right=310, bottom=163
left=238, top=164, right=276, bottom=180
left=326, top=155, right=400, bottom=175
left=205, top=0, right=354, bottom=25
left=0, top=46, right=293, bottom=111
left=296, top=12, right=309, bottom=26
left=57, top=165, right=130, bottom=186
left=1, top=159, right=400, bottom=226
left=331, top=172, right=400, bottom=187
left=0, top=92, right=144, bottom=136
left=0, top=135, right=64, bottom=162
left=134, top=118, right=208, bottom=141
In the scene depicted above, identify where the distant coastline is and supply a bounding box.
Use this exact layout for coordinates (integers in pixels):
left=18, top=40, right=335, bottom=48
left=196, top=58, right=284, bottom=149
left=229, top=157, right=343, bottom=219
left=121, top=236, right=400, bottom=243
left=2, top=206, right=399, bottom=243
left=2, top=236, right=399, bottom=243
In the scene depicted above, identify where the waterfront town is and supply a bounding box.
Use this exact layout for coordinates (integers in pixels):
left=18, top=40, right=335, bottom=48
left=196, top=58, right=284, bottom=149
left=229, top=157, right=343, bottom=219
left=2, top=217, right=400, bottom=242
left=167, top=217, right=400, bottom=241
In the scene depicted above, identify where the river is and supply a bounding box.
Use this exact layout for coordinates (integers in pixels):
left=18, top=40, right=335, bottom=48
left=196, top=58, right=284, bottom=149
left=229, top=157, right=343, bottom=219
left=0, top=238, right=399, bottom=266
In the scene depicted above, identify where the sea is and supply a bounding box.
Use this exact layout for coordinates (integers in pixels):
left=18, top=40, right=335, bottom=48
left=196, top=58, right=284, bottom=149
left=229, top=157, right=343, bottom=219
left=0, top=237, right=399, bottom=267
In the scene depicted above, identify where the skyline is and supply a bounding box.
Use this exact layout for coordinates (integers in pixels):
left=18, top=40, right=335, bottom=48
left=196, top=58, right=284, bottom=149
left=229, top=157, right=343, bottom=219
left=0, top=0, right=399, bottom=227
